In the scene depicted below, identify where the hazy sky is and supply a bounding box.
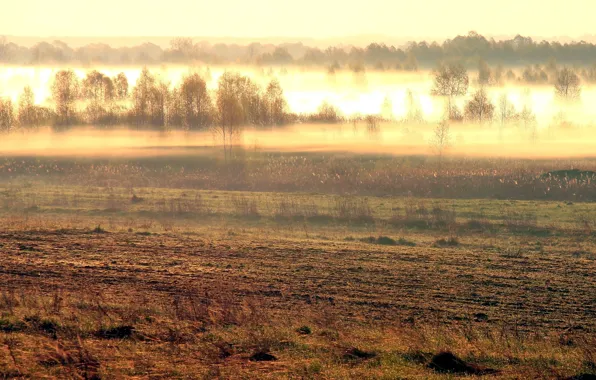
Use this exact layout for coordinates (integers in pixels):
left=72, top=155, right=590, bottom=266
left=2, top=0, right=594, bottom=38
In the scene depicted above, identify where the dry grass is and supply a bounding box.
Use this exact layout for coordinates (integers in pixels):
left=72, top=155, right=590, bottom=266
left=1, top=153, right=596, bottom=201
left=0, top=153, right=594, bottom=378
left=0, top=224, right=593, bottom=378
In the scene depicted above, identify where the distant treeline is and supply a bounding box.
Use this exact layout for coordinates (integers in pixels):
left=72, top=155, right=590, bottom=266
left=3, top=32, right=596, bottom=68
left=0, top=68, right=352, bottom=136
left=0, top=57, right=589, bottom=136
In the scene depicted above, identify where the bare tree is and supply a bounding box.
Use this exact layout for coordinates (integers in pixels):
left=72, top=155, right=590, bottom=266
left=497, top=94, right=516, bottom=127
left=431, top=63, right=469, bottom=120
left=17, top=86, right=53, bottom=129
left=154, top=79, right=171, bottom=129
left=431, top=120, right=451, bottom=168
left=262, top=79, right=287, bottom=126
left=213, top=72, right=261, bottom=159
left=17, top=86, right=36, bottom=128
left=130, top=68, right=171, bottom=128
left=178, top=73, right=213, bottom=130
left=554, top=67, right=581, bottom=101
left=403, top=89, right=423, bottom=124
left=81, top=70, right=113, bottom=102
left=80, top=70, right=116, bottom=125
left=114, top=73, right=129, bottom=100
left=464, top=88, right=495, bottom=123
left=51, top=70, right=79, bottom=127
left=364, top=114, right=380, bottom=138
left=131, top=68, right=155, bottom=126
left=0, top=98, right=14, bottom=133
left=312, top=101, right=342, bottom=123
left=517, top=89, right=537, bottom=141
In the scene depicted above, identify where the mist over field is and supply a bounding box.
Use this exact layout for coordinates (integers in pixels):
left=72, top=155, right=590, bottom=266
left=0, top=123, right=595, bottom=159
left=1, top=66, right=596, bottom=159
left=2, top=65, right=596, bottom=120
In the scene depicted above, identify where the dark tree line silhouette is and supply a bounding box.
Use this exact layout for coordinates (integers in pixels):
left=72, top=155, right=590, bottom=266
left=3, top=32, right=596, bottom=67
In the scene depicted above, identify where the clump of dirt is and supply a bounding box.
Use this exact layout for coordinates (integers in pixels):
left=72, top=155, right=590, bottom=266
left=342, top=347, right=377, bottom=362
left=95, top=325, right=135, bottom=339
left=428, top=351, right=498, bottom=375
left=296, top=325, right=312, bottom=335
left=249, top=351, right=277, bottom=361
left=358, top=236, right=414, bottom=246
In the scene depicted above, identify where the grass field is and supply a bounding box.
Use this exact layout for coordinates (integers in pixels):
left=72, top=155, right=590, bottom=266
left=0, top=152, right=595, bottom=379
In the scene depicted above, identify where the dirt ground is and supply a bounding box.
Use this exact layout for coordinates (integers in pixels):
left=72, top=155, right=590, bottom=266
left=2, top=229, right=594, bottom=333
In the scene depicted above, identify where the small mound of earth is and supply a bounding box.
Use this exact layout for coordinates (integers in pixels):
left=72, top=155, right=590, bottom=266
left=249, top=351, right=277, bottom=362
left=429, top=351, right=499, bottom=375
left=342, top=347, right=377, bottom=362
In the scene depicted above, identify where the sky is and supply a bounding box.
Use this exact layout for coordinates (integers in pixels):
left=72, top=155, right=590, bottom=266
left=1, top=0, right=594, bottom=39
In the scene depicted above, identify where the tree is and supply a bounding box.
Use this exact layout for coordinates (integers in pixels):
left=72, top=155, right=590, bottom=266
left=81, top=70, right=113, bottom=102
left=0, top=98, right=14, bottom=133
left=178, top=73, right=213, bottom=130
left=464, top=88, right=495, bottom=123
left=431, top=63, right=469, bottom=120
left=80, top=70, right=116, bottom=125
left=497, top=94, right=517, bottom=127
left=431, top=120, right=451, bottom=168
left=131, top=68, right=155, bottom=126
left=17, top=86, right=54, bottom=128
left=517, top=89, right=537, bottom=131
left=153, top=79, right=170, bottom=129
left=214, top=72, right=261, bottom=159
left=364, top=114, right=380, bottom=138
left=114, top=73, right=129, bottom=100
left=403, top=89, right=423, bottom=124
left=262, top=79, right=287, bottom=126
left=17, top=86, right=36, bottom=128
left=131, top=68, right=169, bottom=128
left=311, top=101, right=341, bottom=123
left=554, top=67, right=581, bottom=101
left=51, top=70, right=79, bottom=127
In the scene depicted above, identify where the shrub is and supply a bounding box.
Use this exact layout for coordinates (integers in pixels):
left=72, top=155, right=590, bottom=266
left=296, top=325, right=312, bottom=335
left=359, top=236, right=396, bottom=245
left=397, top=237, right=417, bottom=246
